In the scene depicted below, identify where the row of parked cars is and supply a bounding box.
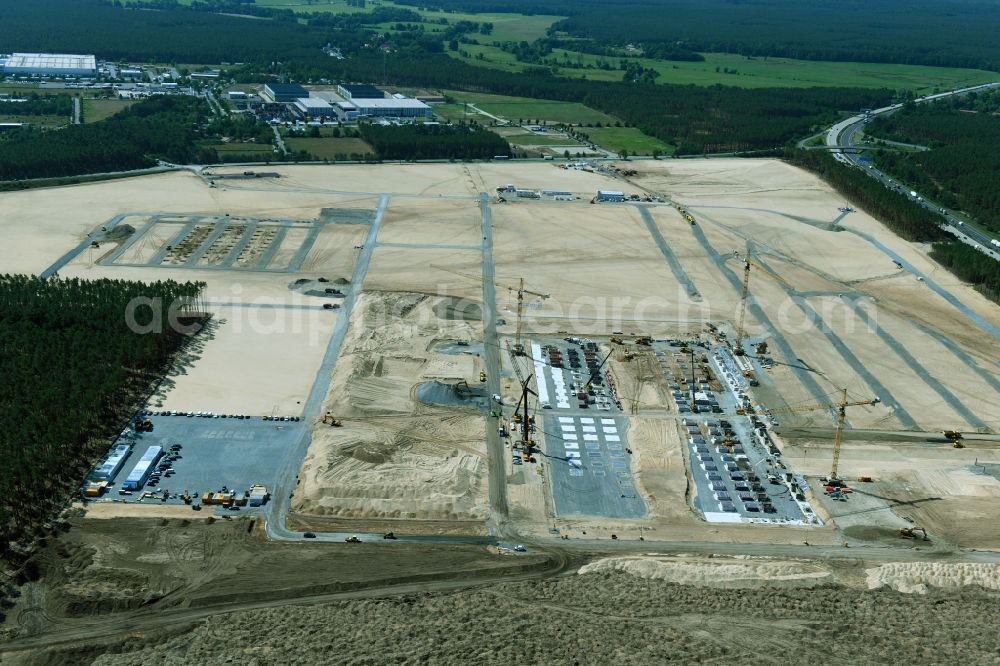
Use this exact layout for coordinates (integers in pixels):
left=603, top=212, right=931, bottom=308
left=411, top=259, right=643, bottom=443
left=147, top=444, right=183, bottom=488
left=139, top=410, right=301, bottom=421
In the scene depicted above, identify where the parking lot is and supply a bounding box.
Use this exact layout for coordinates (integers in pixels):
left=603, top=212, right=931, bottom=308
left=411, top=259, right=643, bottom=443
left=652, top=340, right=811, bottom=523
left=88, top=412, right=305, bottom=511
left=526, top=337, right=645, bottom=519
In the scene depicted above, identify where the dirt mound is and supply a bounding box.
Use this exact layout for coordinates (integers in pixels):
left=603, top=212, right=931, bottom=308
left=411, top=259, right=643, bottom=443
left=100, top=224, right=135, bottom=243
left=866, top=562, right=1000, bottom=594
left=434, top=296, right=482, bottom=321
left=296, top=292, right=489, bottom=522
left=842, top=525, right=906, bottom=543
left=579, top=556, right=833, bottom=588
left=416, top=380, right=487, bottom=411
left=338, top=435, right=406, bottom=464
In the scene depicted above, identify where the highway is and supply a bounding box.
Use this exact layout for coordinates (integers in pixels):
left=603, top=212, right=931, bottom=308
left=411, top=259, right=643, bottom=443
left=825, top=81, right=1000, bottom=260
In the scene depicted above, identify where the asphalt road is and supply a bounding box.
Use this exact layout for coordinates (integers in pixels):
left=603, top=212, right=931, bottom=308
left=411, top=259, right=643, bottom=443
left=263, top=196, right=389, bottom=543
left=479, top=192, right=510, bottom=535
left=826, top=81, right=1000, bottom=259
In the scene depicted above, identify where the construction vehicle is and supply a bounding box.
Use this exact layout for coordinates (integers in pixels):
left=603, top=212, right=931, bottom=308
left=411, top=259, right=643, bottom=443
left=322, top=412, right=343, bottom=427
left=431, top=265, right=549, bottom=354
left=766, top=388, right=880, bottom=485
left=856, top=475, right=873, bottom=483
left=899, top=526, right=928, bottom=541
left=479, top=371, right=487, bottom=383
left=610, top=335, right=624, bottom=345
left=345, top=535, right=362, bottom=543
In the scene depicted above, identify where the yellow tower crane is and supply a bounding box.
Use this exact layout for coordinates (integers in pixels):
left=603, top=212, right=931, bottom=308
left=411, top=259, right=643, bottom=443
left=431, top=265, right=549, bottom=354
left=767, top=389, right=881, bottom=485
left=731, top=251, right=789, bottom=357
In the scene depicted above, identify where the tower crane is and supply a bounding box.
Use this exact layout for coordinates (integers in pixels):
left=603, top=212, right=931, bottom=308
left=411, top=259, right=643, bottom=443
left=431, top=265, right=549, bottom=354
left=767, top=389, right=880, bottom=484
left=505, top=339, right=537, bottom=459
left=731, top=251, right=787, bottom=356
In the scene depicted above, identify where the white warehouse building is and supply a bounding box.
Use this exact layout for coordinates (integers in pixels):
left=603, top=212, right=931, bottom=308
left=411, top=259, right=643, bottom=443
left=334, top=97, right=432, bottom=120
left=293, top=96, right=337, bottom=119
left=3, top=52, right=97, bottom=78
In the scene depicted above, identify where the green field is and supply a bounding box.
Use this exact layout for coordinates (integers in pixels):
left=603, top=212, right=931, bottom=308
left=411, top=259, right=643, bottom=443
left=0, top=114, right=68, bottom=127
left=451, top=44, right=999, bottom=92
left=207, top=142, right=276, bottom=156
left=444, top=91, right=617, bottom=126
left=576, top=127, right=674, bottom=156
left=505, top=132, right=581, bottom=147
left=285, top=136, right=373, bottom=159
left=82, top=99, right=137, bottom=123
left=253, top=0, right=560, bottom=42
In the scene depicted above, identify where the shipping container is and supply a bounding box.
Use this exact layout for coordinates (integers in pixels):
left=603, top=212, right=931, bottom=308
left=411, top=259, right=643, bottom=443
left=122, top=445, right=163, bottom=490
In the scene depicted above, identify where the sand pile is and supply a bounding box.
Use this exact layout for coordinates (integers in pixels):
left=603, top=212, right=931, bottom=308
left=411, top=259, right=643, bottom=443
left=579, top=556, right=833, bottom=588
left=296, top=292, right=489, bottom=522
left=866, top=562, right=1000, bottom=594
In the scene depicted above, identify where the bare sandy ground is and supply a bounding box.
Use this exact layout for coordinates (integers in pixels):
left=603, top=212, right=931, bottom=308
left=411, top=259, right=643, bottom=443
left=580, top=554, right=1000, bottom=594
left=3, top=160, right=999, bottom=541
left=294, top=292, right=489, bottom=523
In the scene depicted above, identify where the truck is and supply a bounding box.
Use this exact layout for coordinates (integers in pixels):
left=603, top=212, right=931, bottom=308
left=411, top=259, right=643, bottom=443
left=909, top=190, right=918, bottom=198
left=991, top=239, right=1000, bottom=249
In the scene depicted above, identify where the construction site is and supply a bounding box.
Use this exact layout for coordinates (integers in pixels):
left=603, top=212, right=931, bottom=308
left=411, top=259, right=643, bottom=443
left=2, top=160, right=998, bottom=544
left=4, top=158, right=1000, bottom=661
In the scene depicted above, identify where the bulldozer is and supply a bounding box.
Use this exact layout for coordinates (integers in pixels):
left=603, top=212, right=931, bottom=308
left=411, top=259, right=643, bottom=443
left=899, top=526, right=929, bottom=541
left=322, top=412, right=343, bottom=427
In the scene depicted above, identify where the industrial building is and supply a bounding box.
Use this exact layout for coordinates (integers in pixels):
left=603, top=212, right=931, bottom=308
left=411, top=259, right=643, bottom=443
left=337, top=83, right=383, bottom=100
left=122, top=445, right=163, bottom=491
left=327, top=84, right=432, bottom=119
left=293, top=96, right=337, bottom=119
left=596, top=190, right=626, bottom=202
left=336, top=97, right=432, bottom=119
left=92, top=444, right=132, bottom=482
left=261, top=82, right=308, bottom=103
left=2, top=53, right=97, bottom=78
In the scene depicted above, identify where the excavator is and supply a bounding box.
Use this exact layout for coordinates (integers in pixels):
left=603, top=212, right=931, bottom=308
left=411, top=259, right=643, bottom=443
left=322, top=412, right=343, bottom=427
left=899, top=526, right=929, bottom=541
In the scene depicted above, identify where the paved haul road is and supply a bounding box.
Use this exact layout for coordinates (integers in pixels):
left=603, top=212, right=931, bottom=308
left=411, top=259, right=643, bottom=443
left=263, top=196, right=389, bottom=543
left=826, top=81, right=1000, bottom=260
left=479, top=192, right=510, bottom=533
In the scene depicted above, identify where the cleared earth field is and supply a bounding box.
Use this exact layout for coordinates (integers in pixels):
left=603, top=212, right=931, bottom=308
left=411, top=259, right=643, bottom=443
left=2, top=159, right=999, bottom=548
left=4, top=159, right=1000, bottom=665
